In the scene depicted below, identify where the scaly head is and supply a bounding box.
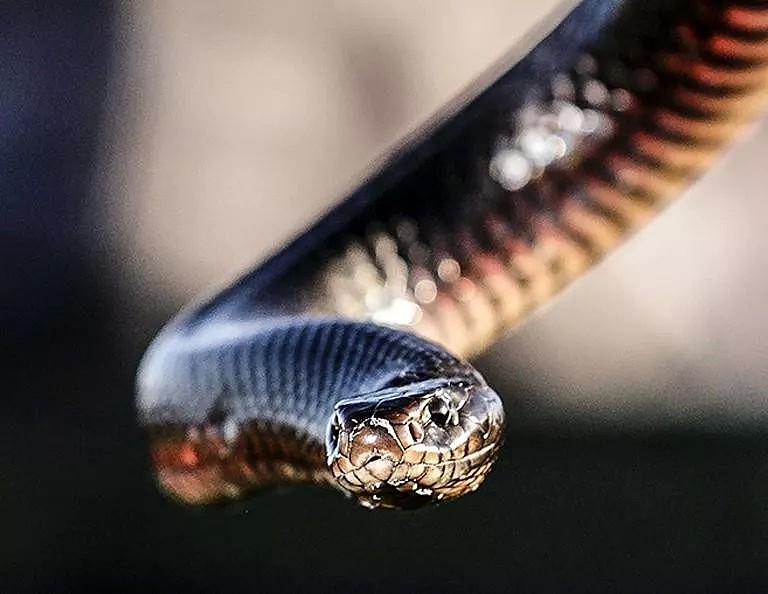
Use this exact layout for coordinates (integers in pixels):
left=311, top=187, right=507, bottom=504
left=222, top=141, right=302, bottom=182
left=325, top=378, right=505, bottom=509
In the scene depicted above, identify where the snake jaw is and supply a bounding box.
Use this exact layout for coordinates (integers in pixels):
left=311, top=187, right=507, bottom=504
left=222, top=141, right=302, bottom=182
left=326, top=381, right=505, bottom=509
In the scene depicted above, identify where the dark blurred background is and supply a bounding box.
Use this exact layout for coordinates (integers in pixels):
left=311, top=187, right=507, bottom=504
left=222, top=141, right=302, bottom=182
left=3, top=1, right=768, bottom=591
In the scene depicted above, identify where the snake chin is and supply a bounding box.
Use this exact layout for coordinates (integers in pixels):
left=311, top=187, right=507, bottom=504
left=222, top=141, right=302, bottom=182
left=325, top=379, right=505, bottom=509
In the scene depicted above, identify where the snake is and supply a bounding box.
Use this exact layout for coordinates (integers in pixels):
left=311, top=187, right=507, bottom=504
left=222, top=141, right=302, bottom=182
left=137, top=0, right=768, bottom=510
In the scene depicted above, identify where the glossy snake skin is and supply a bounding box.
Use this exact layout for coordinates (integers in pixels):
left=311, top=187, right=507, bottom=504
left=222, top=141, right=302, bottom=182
left=137, top=0, right=768, bottom=510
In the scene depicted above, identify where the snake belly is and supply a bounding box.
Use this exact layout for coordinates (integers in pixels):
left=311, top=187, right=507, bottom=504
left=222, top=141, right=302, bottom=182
left=137, top=0, right=768, bottom=510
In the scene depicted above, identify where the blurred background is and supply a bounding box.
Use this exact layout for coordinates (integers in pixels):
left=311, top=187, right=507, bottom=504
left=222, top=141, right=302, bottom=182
left=3, top=0, right=768, bottom=590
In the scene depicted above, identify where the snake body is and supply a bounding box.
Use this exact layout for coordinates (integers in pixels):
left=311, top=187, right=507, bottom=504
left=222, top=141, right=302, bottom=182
left=138, top=0, right=768, bottom=509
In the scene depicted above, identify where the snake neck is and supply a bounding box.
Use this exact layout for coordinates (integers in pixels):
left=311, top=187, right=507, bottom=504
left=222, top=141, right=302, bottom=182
left=140, top=317, right=476, bottom=427
left=148, top=420, right=332, bottom=505
left=139, top=317, right=482, bottom=504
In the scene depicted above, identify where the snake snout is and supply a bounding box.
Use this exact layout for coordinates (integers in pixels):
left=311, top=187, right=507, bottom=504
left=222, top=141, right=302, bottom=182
left=326, top=393, right=411, bottom=468
left=328, top=419, right=413, bottom=507
left=349, top=422, right=405, bottom=467
left=326, top=381, right=505, bottom=509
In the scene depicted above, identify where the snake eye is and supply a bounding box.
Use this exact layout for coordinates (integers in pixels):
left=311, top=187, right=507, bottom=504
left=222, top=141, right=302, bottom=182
left=327, top=412, right=341, bottom=453
left=428, top=395, right=452, bottom=427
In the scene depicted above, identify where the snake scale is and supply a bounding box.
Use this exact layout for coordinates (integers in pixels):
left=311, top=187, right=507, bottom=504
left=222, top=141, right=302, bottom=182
left=137, top=0, right=768, bottom=509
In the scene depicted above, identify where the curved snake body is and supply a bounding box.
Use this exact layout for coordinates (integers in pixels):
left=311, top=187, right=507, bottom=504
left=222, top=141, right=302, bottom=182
left=138, top=0, right=768, bottom=509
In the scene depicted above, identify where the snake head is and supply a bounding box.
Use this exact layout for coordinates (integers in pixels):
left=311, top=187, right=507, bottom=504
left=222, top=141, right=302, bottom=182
left=325, top=378, right=505, bottom=509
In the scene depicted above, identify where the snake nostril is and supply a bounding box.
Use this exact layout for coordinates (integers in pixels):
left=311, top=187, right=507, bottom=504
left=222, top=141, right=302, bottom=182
left=407, top=421, right=424, bottom=443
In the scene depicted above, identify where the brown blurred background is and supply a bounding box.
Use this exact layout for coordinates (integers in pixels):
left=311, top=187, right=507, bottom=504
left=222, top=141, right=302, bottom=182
left=4, top=1, right=768, bottom=590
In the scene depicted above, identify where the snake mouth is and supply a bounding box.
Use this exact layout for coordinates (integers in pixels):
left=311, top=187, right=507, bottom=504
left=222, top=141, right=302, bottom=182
left=329, top=437, right=503, bottom=510
left=327, top=420, right=504, bottom=509
left=325, top=380, right=505, bottom=509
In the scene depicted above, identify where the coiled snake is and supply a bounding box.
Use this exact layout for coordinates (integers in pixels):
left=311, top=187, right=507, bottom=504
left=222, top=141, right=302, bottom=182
left=137, top=0, right=768, bottom=509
